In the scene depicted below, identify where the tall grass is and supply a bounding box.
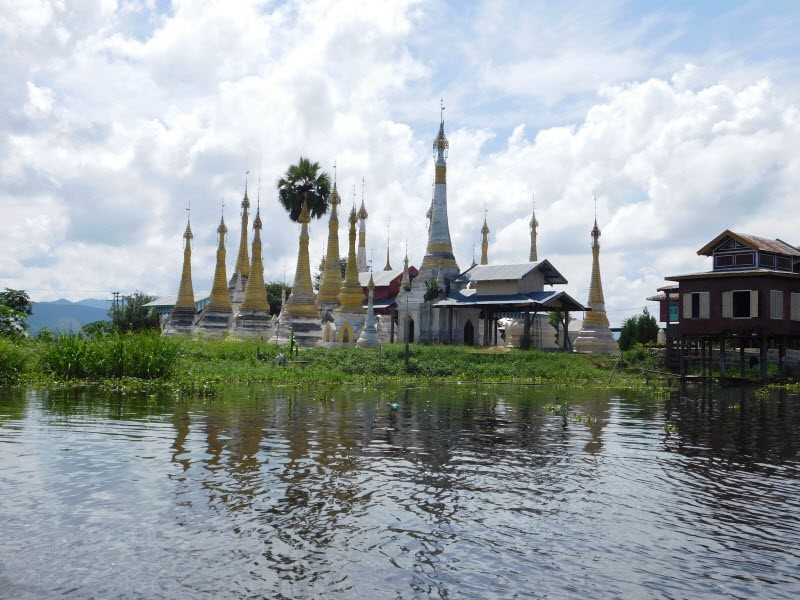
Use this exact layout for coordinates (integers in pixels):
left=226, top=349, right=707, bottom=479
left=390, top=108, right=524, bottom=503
left=0, top=337, right=28, bottom=384
left=40, top=332, right=179, bottom=380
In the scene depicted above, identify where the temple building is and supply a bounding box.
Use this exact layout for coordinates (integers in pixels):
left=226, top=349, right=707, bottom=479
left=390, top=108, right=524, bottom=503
left=160, top=108, right=599, bottom=350
left=396, top=113, right=461, bottom=344
left=573, top=217, right=619, bottom=354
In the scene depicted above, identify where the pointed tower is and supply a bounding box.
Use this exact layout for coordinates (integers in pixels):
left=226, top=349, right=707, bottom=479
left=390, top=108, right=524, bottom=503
left=229, top=180, right=251, bottom=309
left=419, top=112, right=459, bottom=282
left=574, top=214, right=618, bottom=354
left=317, top=180, right=343, bottom=312
left=383, top=218, right=392, bottom=271
left=397, top=106, right=461, bottom=344
left=331, top=205, right=367, bottom=345
left=284, top=199, right=318, bottom=318
left=164, top=216, right=197, bottom=334
left=529, top=197, right=539, bottom=262
left=272, top=198, right=322, bottom=346
left=356, top=273, right=381, bottom=348
left=233, top=204, right=272, bottom=336
left=356, top=181, right=369, bottom=272
left=196, top=213, right=233, bottom=334
left=480, top=214, right=490, bottom=265
left=400, top=248, right=411, bottom=290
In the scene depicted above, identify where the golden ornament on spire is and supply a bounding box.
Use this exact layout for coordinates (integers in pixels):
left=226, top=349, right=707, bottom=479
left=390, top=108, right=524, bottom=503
left=480, top=214, right=489, bottom=265
left=529, top=195, right=539, bottom=262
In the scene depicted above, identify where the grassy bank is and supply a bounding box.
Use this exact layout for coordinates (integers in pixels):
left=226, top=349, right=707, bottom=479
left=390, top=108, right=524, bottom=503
left=4, top=332, right=647, bottom=390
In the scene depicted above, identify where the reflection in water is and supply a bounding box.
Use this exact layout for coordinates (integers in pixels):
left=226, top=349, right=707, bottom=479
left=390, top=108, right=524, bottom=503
left=0, top=384, right=798, bottom=599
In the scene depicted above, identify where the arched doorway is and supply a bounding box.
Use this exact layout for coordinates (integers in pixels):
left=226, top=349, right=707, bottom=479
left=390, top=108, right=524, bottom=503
left=464, top=319, right=474, bottom=346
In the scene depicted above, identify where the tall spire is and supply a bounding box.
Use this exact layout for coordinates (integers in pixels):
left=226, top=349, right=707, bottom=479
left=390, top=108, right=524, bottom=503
left=175, top=215, right=195, bottom=310
left=401, top=241, right=411, bottom=290
left=318, top=176, right=343, bottom=307
left=283, top=197, right=319, bottom=318
left=206, top=212, right=232, bottom=312
left=529, top=194, right=539, bottom=262
left=574, top=200, right=618, bottom=354
left=234, top=174, right=251, bottom=278
left=480, top=207, right=490, bottom=265
left=336, top=205, right=366, bottom=314
left=356, top=178, right=368, bottom=272
left=420, top=104, right=459, bottom=281
left=383, top=217, right=392, bottom=271
left=238, top=206, right=270, bottom=313
left=164, top=211, right=198, bottom=333
left=356, top=273, right=381, bottom=348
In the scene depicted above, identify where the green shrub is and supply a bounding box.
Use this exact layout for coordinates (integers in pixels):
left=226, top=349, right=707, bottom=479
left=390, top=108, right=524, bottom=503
left=0, top=338, right=27, bottom=384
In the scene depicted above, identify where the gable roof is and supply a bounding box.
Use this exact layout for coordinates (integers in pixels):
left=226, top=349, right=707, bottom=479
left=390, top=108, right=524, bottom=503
left=697, top=230, right=800, bottom=257
left=454, top=260, right=567, bottom=285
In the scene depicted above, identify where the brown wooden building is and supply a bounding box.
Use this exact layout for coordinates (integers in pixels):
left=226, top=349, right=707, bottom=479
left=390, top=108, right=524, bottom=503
left=662, top=230, right=800, bottom=380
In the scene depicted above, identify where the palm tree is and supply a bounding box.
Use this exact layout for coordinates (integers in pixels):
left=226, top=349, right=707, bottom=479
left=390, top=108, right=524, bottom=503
left=276, top=157, right=332, bottom=222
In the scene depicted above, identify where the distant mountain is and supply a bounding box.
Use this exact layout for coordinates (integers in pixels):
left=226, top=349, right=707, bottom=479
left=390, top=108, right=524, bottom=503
left=29, top=299, right=110, bottom=334
left=76, top=298, right=113, bottom=310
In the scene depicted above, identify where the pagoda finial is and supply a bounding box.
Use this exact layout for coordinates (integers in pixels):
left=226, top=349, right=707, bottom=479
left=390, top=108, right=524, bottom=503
left=242, top=171, right=250, bottom=209
left=433, top=100, right=449, bottom=156
left=480, top=206, right=490, bottom=265
left=383, top=217, right=392, bottom=271
left=591, top=196, right=601, bottom=246
left=358, top=178, right=368, bottom=219
left=529, top=193, right=539, bottom=262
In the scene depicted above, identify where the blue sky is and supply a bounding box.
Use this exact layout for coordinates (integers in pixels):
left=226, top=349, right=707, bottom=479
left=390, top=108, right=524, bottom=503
left=2, top=0, right=799, bottom=325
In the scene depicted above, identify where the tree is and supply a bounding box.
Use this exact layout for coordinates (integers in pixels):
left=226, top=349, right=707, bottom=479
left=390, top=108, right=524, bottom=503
left=265, top=282, right=292, bottom=316
left=81, top=320, right=119, bottom=338
left=0, top=288, right=32, bottom=338
left=109, top=291, right=160, bottom=333
left=276, top=157, right=331, bottom=222
left=0, top=289, right=33, bottom=315
left=618, top=307, right=660, bottom=351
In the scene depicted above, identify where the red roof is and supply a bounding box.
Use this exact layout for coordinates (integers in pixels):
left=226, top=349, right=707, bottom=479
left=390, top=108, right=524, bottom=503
left=697, top=230, right=800, bottom=257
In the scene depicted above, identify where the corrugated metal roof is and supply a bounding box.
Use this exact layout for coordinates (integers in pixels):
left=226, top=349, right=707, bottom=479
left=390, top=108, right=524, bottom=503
left=358, top=270, right=402, bottom=287
left=455, top=260, right=567, bottom=284
left=697, top=230, right=800, bottom=257
left=666, top=269, right=800, bottom=281
left=144, top=292, right=210, bottom=308
left=434, top=290, right=587, bottom=311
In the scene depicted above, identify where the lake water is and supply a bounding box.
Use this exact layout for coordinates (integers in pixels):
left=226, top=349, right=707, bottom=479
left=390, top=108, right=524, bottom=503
left=1, top=384, right=799, bottom=599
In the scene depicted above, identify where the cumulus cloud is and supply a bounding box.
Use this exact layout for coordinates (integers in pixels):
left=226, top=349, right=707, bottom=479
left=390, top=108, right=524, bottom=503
left=2, top=0, right=800, bottom=326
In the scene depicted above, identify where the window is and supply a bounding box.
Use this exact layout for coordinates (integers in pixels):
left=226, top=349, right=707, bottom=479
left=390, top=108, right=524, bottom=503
left=771, top=290, right=784, bottom=320
left=791, top=293, right=800, bottom=321
left=735, top=253, right=755, bottom=267
left=760, top=254, right=775, bottom=268
left=668, top=302, right=679, bottom=322
left=683, top=291, right=709, bottom=319
left=722, top=290, right=758, bottom=318
left=715, top=254, right=734, bottom=268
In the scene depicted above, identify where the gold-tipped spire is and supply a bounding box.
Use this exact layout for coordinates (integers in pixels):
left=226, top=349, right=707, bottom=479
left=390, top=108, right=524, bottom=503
left=206, top=213, right=232, bottom=311
left=174, top=215, right=195, bottom=310
left=239, top=206, right=270, bottom=313
left=401, top=244, right=411, bottom=290
left=234, top=175, right=251, bottom=278
left=318, top=178, right=343, bottom=306
left=529, top=194, right=539, bottom=262
left=356, top=179, right=368, bottom=272
left=583, top=212, right=610, bottom=329
left=420, top=109, right=459, bottom=279
left=336, top=205, right=366, bottom=313
left=283, top=197, right=319, bottom=318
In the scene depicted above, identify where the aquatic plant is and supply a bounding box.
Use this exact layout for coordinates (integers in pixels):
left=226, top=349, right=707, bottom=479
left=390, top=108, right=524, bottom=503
left=0, top=338, right=28, bottom=384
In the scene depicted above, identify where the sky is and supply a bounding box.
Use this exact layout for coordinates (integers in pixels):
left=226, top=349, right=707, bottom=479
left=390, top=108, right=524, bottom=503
left=2, top=0, right=800, bottom=325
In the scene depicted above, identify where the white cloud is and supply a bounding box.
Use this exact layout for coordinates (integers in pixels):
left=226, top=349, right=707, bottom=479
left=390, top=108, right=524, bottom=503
left=2, top=1, right=800, bottom=328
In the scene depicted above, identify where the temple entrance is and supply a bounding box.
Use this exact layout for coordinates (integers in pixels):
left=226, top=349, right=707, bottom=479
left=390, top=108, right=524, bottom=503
left=407, top=318, right=415, bottom=343
left=464, top=320, right=474, bottom=346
